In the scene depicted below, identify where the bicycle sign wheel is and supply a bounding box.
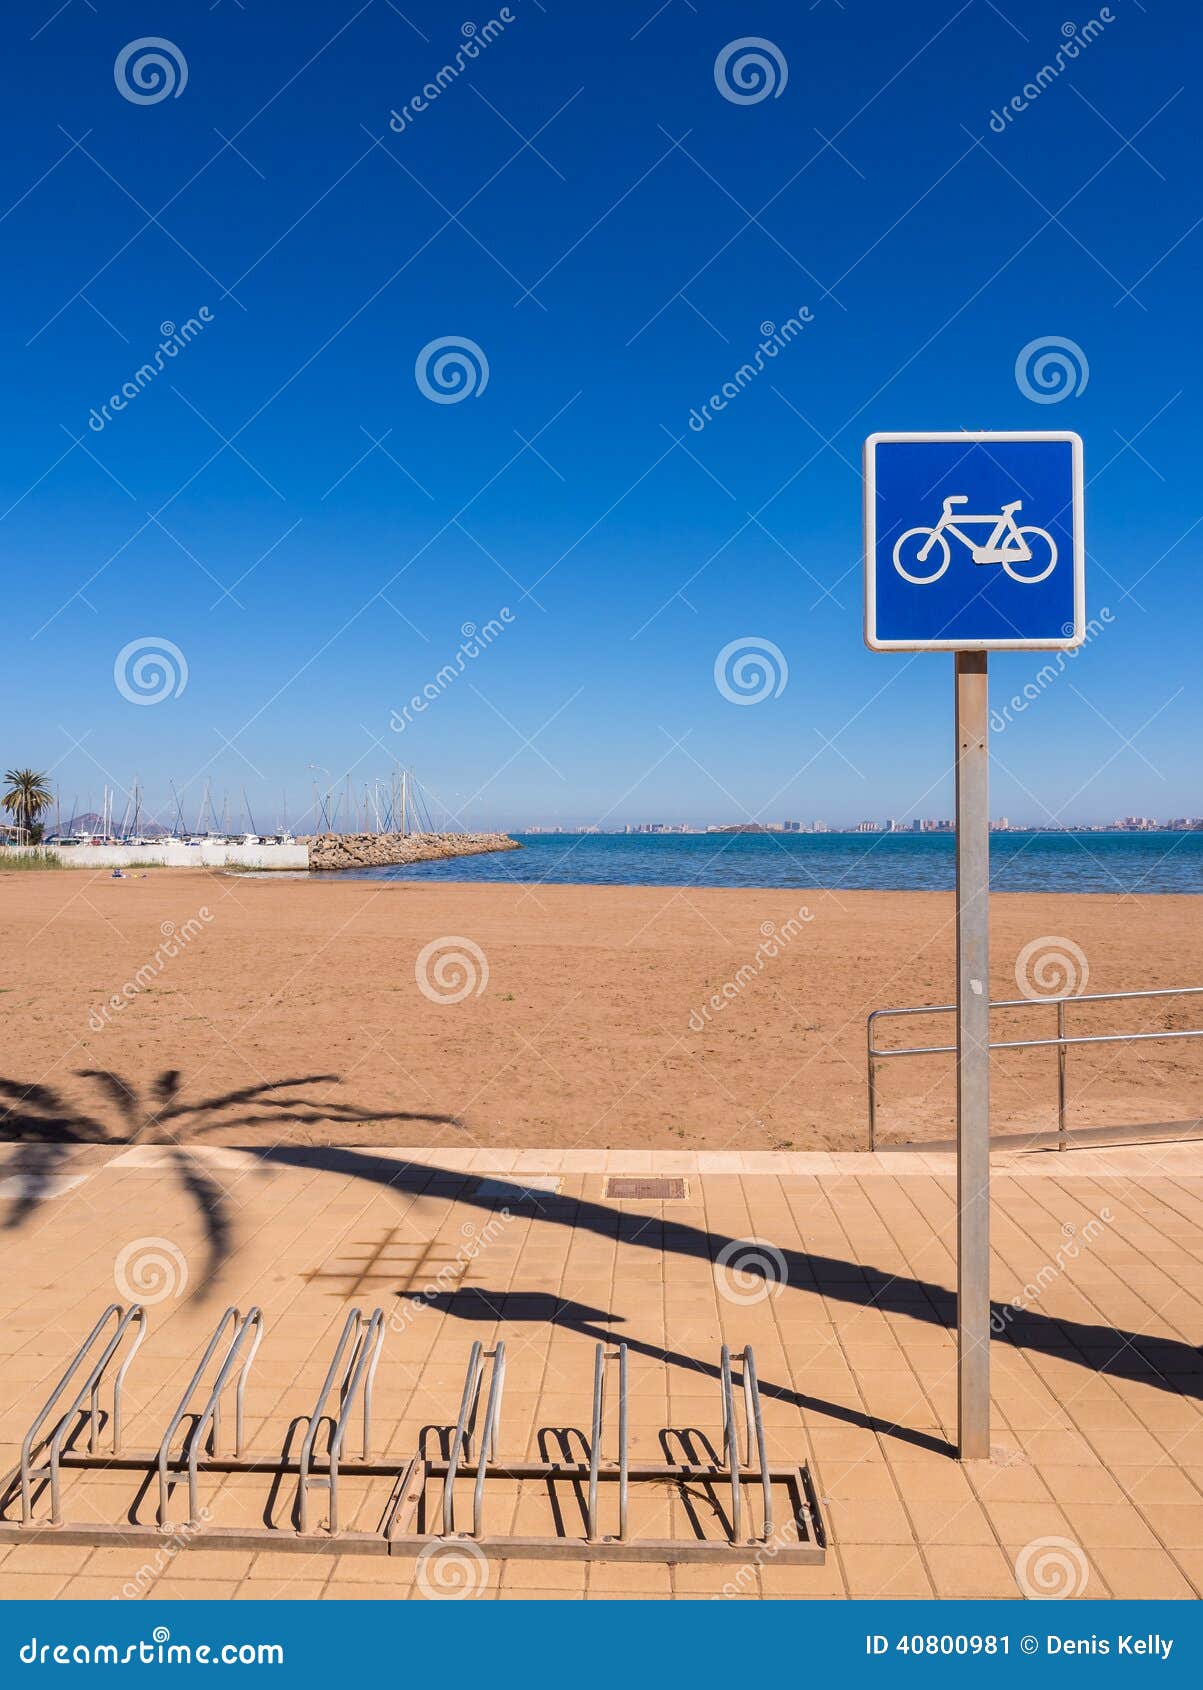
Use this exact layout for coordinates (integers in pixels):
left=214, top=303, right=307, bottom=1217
left=1002, top=525, right=1057, bottom=584
left=892, top=527, right=951, bottom=584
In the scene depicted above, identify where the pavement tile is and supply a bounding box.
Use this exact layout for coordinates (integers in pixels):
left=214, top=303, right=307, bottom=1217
left=840, top=1545, right=933, bottom=1598
left=2, top=1148, right=1201, bottom=1603
left=978, top=1501, right=1075, bottom=1542
left=1134, top=1504, right=1203, bottom=1548
left=1088, top=1548, right=1196, bottom=1599
left=924, top=1545, right=1019, bottom=1599
left=906, top=1498, right=997, bottom=1546
left=1060, top=1503, right=1160, bottom=1550
left=1167, top=1550, right=1203, bottom=1596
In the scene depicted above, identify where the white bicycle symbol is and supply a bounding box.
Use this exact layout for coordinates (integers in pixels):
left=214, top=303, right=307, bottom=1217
left=892, top=496, right=1058, bottom=586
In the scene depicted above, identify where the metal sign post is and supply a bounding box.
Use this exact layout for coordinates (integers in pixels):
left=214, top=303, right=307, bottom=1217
left=864, top=430, right=1084, bottom=1461
left=954, top=649, right=991, bottom=1458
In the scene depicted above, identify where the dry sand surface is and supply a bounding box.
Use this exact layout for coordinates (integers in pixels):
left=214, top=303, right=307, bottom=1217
left=2, top=868, right=1200, bottom=1151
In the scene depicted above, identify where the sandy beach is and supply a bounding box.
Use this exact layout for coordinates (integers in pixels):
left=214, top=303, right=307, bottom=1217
left=1, top=869, right=1199, bottom=1152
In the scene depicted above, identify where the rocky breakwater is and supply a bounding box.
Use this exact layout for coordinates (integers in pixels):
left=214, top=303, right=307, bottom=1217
left=301, top=831, right=521, bottom=871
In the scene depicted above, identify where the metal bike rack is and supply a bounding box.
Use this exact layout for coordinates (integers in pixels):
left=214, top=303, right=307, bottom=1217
left=156, top=1306, right=262, bottom=1528
left=1, top=1310, right=826, bottom=1566
left=400, top=1336, right=823, bottom=1562
left=297, top=1306, right=385, bottom=1535
left=18, top=1303, right=147, bottom=1525
left=867, top=984, right=1203, bottom=1150
left=587, top=1342, right=626, bottom=1543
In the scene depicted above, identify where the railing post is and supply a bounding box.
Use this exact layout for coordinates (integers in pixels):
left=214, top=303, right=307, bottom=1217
left=867, top=1014, right=877, bottom=1151
left=1057, top=998, right=1068, bottom=1151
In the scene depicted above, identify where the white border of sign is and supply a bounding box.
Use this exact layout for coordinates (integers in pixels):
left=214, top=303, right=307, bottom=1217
left=863, top=430, right=1085, bottom=652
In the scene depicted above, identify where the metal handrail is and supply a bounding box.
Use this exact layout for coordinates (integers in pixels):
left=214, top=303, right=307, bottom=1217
left=867, top=984, right=1203, bottom=1150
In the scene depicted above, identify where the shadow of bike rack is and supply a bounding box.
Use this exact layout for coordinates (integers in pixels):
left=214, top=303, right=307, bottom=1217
left=0, top=1308, right=826, bottom=1567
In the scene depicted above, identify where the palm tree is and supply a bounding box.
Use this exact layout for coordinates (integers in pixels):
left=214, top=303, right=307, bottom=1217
left=2, top=768, right=53, bottom=841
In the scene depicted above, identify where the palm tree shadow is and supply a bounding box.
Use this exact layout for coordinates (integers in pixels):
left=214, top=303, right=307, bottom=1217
left=6, top=1121, right=1197, bottom=1460
left=284, top=1151, right=1203, bottom=1440
left=0, top=1070, right=462, bottom=1295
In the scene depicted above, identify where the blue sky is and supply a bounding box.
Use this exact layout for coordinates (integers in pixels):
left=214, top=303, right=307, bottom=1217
left=2, top=0, right=1199, bottom=831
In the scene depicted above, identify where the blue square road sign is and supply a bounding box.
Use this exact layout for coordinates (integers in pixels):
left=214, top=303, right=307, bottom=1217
left=863, top=431, right=1084, bottom=651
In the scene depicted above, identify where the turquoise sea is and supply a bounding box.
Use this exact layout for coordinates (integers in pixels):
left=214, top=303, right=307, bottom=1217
left=339, top=830, right=1203, bottom=895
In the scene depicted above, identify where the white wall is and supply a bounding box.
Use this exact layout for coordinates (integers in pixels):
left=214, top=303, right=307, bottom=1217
left=3, top=843, right=309, bottom=870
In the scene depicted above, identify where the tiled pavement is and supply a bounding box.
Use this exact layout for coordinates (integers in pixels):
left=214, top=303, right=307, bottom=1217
left=1, top=1141, right=1202, bottom=1601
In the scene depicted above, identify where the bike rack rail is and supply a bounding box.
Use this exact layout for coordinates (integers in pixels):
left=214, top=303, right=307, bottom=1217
left=587, top=1342, right=627, bottom=1543
left=156, top=1306, right=262, bottom=1528
left=867, top=985, right=1203, bottom=1151
left=297, top=1305, right=385, bottom=1535
left=1, top=1311, right=826, bottom=1566
left=18, top=1303, right=147, bottom=1525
